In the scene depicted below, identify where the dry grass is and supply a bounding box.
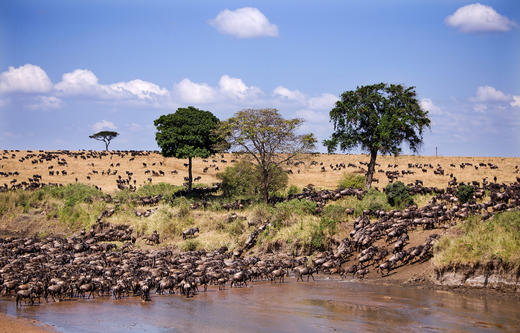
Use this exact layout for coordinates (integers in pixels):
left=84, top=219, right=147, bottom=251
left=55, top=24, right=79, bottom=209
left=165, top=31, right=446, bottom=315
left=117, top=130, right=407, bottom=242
left=433, top=211, right=520, bottom=268
left=1, top=151, right=519, bottom=192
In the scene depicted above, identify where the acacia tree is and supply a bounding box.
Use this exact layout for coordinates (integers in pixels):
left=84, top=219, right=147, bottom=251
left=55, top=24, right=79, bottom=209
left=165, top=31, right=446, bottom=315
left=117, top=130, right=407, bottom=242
left=324, top=83, right=430, bottom=189
left=89, top=131, right=119, bottom=151
left=218, top=108, right=316, bottom=202
left=154, top=106, right=221, bottom=191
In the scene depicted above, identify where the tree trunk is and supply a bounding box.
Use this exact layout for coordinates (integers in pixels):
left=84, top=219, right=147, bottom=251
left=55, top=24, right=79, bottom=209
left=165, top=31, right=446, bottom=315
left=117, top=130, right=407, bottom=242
left=188, top=156, right=193, bottom=192
left=262, top=167, right=269, bottom=203
left=365, top=149, right=378, bottom=189
left=104, top=139, right=109, bottom=151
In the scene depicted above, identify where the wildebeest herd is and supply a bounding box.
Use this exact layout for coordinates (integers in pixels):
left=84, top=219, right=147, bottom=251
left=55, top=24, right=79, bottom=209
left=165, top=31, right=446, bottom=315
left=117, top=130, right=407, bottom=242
left=4, top=177, right=519, bottom=307
left=1, top=149, right=520, bottom=307
left=1, top=149, right=519, bottom=192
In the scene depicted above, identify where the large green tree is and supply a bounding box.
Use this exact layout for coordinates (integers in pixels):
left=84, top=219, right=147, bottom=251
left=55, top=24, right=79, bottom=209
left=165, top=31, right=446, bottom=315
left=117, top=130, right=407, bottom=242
left=89, top=131, right=119, bottom=151
left=154, top=106, right=221, bottom=191
left=218, top=108, right=316, bottom=202
left=325, top=83, right=431, bottom=189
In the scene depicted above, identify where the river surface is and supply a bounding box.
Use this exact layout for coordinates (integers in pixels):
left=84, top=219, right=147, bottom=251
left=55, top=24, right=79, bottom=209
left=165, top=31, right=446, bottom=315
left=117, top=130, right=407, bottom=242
left=1, top=278, right=519, bottom=332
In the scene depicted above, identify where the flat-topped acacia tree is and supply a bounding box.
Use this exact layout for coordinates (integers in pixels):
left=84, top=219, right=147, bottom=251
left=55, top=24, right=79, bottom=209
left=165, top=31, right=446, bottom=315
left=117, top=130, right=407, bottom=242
left=154, top=106, right=221, bottom=191
left=89, top=131, right=119, bottom=151
left=324, top=83, right=431, bottom=189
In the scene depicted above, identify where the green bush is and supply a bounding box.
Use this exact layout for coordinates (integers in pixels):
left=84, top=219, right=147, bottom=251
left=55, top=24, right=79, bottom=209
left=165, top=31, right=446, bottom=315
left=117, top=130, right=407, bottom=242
left=338, top=173, right=366, bottom=189
left=136, top=182, right=182, bottom=200
left=385, top=181, right=413, bottom=208
left=216, top=160, right=258, bottom=198
left=308, top=217, right=337, bottom=252
left=44, top=183, right=103, bottom=206
left=322, top=204, right=348, bottom=223
left=456, top=184, right=475, bottom=204
left=275, top=199, right=316, bottom=216
left=287, top=185, right=300, bottom=196
left=216, top=161, right=288, bottom=199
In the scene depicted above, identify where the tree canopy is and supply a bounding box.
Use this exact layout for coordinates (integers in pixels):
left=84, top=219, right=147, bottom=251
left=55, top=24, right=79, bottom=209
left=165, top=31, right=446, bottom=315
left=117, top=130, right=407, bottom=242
left=218, top=108, right=316, bottom=202
left=325, top=83, right=430, bottom=189
left=89, top=131, right=119, bottom=151
left=154, top=106, right=221, bottom=191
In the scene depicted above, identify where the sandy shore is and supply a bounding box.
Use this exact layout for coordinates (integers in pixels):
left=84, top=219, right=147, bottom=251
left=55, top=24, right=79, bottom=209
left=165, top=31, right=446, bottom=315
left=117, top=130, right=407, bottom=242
left=0, top=312, right=55, bottom=333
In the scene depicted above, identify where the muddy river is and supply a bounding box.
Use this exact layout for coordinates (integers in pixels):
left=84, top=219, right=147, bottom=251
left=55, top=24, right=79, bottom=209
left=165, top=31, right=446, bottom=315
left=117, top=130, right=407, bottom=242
left=2, top=278, right=519, bottom=332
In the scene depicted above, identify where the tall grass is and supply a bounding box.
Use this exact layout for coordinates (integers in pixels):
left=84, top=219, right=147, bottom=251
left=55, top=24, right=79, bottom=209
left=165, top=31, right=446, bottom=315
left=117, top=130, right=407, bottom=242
left=434, top=211, right=520, bottom=267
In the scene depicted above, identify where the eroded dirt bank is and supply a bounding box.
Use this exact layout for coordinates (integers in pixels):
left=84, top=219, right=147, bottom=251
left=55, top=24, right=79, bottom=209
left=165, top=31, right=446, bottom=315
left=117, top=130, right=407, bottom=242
left=433, top=262, right=520, bottom=292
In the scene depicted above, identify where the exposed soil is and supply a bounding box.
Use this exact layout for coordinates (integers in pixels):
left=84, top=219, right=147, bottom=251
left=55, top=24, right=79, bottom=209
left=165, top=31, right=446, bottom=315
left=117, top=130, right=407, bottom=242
left=0, top=312, right=55, bottom=333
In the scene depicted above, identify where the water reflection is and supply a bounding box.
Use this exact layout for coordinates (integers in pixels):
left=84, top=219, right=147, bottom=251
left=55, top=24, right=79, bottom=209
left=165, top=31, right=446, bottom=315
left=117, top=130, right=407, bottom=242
left=1, top=279, right=518, bottom=332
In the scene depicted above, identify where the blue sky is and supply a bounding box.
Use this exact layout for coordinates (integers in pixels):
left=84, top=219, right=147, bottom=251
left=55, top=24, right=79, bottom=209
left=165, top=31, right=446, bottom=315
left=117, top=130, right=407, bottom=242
left=0, top=0, right=519, bottom=156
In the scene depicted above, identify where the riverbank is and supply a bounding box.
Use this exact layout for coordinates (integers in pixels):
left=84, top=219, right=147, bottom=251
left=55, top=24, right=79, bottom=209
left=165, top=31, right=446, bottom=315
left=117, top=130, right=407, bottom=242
left=0, top=312, right=55, bottom=333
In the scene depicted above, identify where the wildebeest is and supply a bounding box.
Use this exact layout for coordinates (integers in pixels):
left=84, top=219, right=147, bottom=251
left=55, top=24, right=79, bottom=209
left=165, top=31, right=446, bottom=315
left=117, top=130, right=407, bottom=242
left=182, top=227, right=199, bottom=240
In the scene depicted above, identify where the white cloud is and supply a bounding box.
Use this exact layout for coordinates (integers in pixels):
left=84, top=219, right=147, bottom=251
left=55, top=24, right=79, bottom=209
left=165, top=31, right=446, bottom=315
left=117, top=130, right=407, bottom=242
left=108, top=79, right=169, bottom=100
left=473, top=103, right=488, bottom=112
left=307, top=93, right=338, bottom=110
left=0, top=64, right=52, bottom=94
left=472, top=85, right=509, bottom=102
left=54, top=69, right=102, bottom=96
left=173, top=78, right=216, bottom=103
left=209, top=7, right=278, bottom=38
left=273, top=86, right=306, bottom=102
left=420, top=98, right=443, bottom=115
left=27, top=96, right=62, bottom=110
left=92, top=120, right=117, bottom=132
left=511, top=96, right=520, bottom=108
left=445, top=3, right=516, bottom=33
left=219, top=75, right=262, bottom=100
left=55, top=69, right=169, bottom=103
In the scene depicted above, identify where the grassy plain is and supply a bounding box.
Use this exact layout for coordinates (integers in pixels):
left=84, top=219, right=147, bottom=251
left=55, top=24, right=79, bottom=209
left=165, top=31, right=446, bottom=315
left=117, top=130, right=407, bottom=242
left=1, top=151, right=519, bottom=192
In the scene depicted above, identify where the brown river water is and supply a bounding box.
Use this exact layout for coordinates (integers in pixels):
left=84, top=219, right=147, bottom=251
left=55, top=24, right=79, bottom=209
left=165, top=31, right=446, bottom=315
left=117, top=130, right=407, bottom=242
left=1, top=278, right=519, bottom=332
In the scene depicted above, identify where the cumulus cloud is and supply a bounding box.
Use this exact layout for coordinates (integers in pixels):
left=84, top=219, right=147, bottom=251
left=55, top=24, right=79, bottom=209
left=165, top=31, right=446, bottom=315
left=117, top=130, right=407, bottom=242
left=55, top=69, right=169, bottom=103
left=307, top=93, right=338, bottom=110
left=173, top=78, right=216, bottom=103
left=445, top=3, right=516, bottom=33
left=472, top=85, right=509, bottom=102
left=108, top=79, right=168, bottom=100
left=273, top=86, right=306, bottom=102
left=510, top=96, right=520, bottom=108
left=209, top=7, right=278, bottom=38
left=27, top=96, right=63, bottom=110
left=420, top=98, right=443, bottom=115
left=54, top=69, right=101, bottom=96
left=0, top=64, right=53, bottom=94
left=92, top=120, right=117, bottom=132
left=219, top=75, right=262, bottom=100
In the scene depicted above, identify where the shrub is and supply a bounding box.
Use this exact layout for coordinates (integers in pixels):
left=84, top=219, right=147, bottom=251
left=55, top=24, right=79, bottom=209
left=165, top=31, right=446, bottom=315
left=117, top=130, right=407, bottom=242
left=216, top=160, right=258, bottom=198
left=385, top=181, right=413, bottom=207
left=216, top=161, right=288, bottom=199
left=338, top=173, right=366, bottom=189
left=322, top=204, right=348, bottom=223
left=136, top=182, right=182, bottom=200
left=456, top=184, right=475, bottom=204
left=287, top=185, right=300, bottom=196
left=44, top=183, right=103, bottom=206
left=275, top=199, right=316, bottom=216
